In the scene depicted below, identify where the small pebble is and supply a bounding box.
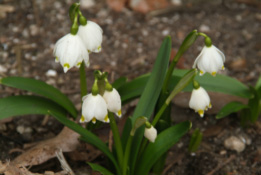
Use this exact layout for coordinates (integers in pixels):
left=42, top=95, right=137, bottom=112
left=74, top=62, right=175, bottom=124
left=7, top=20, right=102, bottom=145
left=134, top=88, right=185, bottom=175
left=199, top=24, right=210, bottom=33
left=224, top=136, right=245, bottom=153
left=16, top=125, right=33, bottom=135
left=0, top=65, right=7, bottom=73
left=46, top=69, right=57, bottom=77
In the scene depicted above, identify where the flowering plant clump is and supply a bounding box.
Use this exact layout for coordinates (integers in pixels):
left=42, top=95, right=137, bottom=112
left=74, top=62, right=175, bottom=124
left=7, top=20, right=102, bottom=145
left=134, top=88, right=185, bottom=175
left=0, top=2, right=259, bottom=175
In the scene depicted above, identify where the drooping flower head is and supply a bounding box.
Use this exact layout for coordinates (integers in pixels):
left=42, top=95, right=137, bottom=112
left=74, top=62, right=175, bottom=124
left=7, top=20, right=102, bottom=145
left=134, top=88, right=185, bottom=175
left=103, top=88, right=122, bottom=118
left=144, top=122, right=157, bottom=143
left=193, top=37, right=225, bottom=76
left=53, top=33, right=89, bottom=73
left=77, top=16, right=103, bottom=53
left=81, top=94, right=109, bottom=124
left=189, top=81, right=211, bottom=117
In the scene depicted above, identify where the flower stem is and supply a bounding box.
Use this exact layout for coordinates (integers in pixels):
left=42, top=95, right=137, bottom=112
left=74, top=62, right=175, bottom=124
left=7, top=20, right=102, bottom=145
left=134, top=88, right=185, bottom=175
left=152, top=103, right=168, bottom=126
left=108, top=112, right=124, bottom=171
left=79, top=62, right=87, bottom=97
left=123, top=135, right=133, bottom=175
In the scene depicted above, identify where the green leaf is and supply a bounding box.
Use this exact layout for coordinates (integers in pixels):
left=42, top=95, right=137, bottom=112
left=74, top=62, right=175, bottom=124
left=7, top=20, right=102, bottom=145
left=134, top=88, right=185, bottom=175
left=118, top=69, right=252, bottom=105
left=117, top=74, right=148, bottom=104
left=255, top=76, right=261, bottom=90
left=0, top=95, right=67, bottom=119
left=0, top=77, right=77, bottom=118
left=248, top=87, right=260, bottom=123
left=88, top=163, right=114, bottom=175
left=136, top=121, right=191, bottom=174
left=216, top=101, right=249, bottom=119
left=185, top=71, right=252, bottom=99
left=113, top=77, right=127, bottom=90
left=48, top=110, right=121, bottom=175
left=122, top=36, right=172, bottom=174
left=131, top=36, right=172, bottom=122
left=188, top=128, right=203, bottom=152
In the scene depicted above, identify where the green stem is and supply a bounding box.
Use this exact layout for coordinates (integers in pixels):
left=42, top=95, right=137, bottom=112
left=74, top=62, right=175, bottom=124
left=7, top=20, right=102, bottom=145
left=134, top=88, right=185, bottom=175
left=162, top=54, right=180, bottom=93
left=108, top=112, right=124, bottom=172
left=123, top=135, right=134, bottom=175
left=79, top=62, right=87, bottom=97
left=162, top=30, right=198, bottom=93
left=152, top=103, right=168, bottom=126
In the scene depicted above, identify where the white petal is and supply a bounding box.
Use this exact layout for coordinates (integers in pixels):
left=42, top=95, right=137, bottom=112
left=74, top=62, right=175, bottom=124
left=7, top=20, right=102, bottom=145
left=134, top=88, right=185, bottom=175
left=53, top=34, right=89, bottom=73
left=144, top=126, right=157, bottom=143
left=82, top=94, right=108, bottom=123
left=189, top=87, right=210, bottom=113
left=77, top=21, right=103, bottom=53
left=103, top=88, right=122, bottom=117
left=193, top=45, right=225, bottom=76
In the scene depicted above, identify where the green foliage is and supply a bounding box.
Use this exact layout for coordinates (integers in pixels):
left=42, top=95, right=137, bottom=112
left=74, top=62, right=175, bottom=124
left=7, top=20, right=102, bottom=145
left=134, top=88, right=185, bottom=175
left=135, top=121, right=191, bottom=174
left=122, top=36, right=172, bottom=174
left=88, top=163, right=114, bottom=175
left=48, top=110, right=121, bottom=175
left=0, top=77, right=77, bottom=118
left=0, top=95, right=67, bottom=119
left=188, top=128, right=203, bottom=152
left=117, top=69, right=252, bottom=105
left=216, top=102, right=249, bottom=119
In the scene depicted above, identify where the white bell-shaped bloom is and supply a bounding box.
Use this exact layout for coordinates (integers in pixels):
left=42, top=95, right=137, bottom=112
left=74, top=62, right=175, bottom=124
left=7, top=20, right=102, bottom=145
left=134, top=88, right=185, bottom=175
left=81, top=94, right=109, bottom=124
left=189, top=87, right=211, bottom=117
left=193, top=45, right=225, bottom=76
left=103, top=88, right=122, bottom=118
left=144, top=126, right=157, bottom=143
left=54, top=33, right=89, bottom=73
left=77, top=21, right=103, bottom=53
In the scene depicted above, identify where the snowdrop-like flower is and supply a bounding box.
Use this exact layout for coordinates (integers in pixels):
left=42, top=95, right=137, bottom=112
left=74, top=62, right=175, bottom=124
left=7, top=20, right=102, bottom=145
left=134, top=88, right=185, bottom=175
left=77, top=20, right=103, bottom=53
left=193, top=45, right=225, bottom=76
left=144, top=126, right=157, bottom=143
left=54, top=33, right=89, bottom=73
left=81, top=94, right=109, bottom=124
left=189, top=86, right=211, bottom=117
left=103, top=88, right=122, bottom=118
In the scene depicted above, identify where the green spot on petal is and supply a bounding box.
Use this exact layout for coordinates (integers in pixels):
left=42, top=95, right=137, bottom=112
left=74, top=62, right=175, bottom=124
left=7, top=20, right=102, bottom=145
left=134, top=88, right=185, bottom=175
left=64, top=63, right=70, bottom=68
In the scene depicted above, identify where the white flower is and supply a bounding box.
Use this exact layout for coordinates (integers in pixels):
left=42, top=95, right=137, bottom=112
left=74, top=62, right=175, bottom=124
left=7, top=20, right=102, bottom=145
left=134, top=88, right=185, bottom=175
left=189, top=87, right=212, bottom=117
left=103, top=88, right=122, bottom=117
left=144, top=126, right=157, bottom=143
left=193, top=45, right=225, bottom=76
left=81, top=94, right=109, bottom=124
left=77, top=20, right=103, bottom=53
left=53, top=33, right=89, bottom=73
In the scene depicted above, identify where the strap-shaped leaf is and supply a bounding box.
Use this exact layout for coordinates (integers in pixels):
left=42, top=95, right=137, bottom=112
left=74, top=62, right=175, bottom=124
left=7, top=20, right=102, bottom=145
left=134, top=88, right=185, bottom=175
left=88, top=163, right=114, bottom=175
left=124, top=36, right=172, bottom=174
left=0, top=95, right=67, bottom=119
left=135, top=121, right=191, bottom=174
left=0, top=77, right=77, bottom=118
left=117, top=69, right=252, bottom=104
left=216, top=101, right=249, bottom=119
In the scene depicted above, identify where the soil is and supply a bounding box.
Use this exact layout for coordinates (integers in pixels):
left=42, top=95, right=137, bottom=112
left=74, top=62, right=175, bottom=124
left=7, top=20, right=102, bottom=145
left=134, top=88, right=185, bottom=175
left=0, top=0, right=261, bottom=175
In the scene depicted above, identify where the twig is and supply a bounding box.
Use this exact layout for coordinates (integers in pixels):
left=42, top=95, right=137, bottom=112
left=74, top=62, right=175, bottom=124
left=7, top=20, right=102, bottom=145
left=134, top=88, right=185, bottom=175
left=56, top=149, right=75, bottom=175
left=206, top=155, right=236, bottom=175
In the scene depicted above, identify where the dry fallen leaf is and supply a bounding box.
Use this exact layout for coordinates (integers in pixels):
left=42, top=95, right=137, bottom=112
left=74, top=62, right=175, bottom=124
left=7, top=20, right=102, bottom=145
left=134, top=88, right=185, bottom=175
left=12, top=127, right=80, bottom=167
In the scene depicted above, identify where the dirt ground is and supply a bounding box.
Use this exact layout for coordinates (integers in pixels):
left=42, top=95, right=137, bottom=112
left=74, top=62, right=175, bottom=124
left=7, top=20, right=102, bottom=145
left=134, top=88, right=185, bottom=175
left=0, top=0, right=261, bottom=174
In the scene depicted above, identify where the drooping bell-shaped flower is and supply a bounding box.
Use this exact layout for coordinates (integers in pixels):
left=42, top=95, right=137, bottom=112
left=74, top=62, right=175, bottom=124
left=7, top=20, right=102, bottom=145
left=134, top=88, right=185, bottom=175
left=103, top=88, right=122, bottom=118
left=77, top=19, right=103, bottom=53
left=144, top=123, right=157, bottom=143
left=193, top=37, right=225, bottom=76
left=189, top=81, right=211, bottom=117
left=53, top=33, right=89, bottom=73
left=81, top=93, right=109, bottom=124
